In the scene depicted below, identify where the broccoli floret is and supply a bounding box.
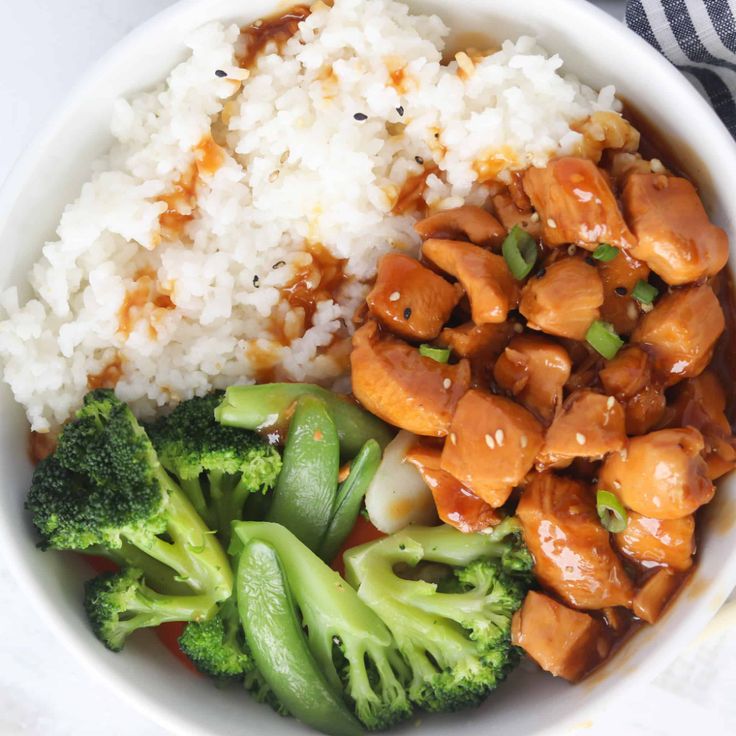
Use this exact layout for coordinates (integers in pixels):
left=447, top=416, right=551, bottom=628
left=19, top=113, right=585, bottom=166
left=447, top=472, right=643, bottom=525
left=26, top=390, right=233, bottom=648
left=231, top=521, right=412, bottom=731
left=343, top=523, right=532, bottom=714
left=178, top=597, right=251, bottom=681
left=148, top=393, right=281, bottom=543
left=85, top=568, right=216, bottom=652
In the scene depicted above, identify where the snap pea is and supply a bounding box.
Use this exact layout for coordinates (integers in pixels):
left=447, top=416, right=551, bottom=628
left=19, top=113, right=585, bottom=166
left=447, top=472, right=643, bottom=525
left=318, top=439, right=381, bottom=563
left=266, top=395, right=340, bottom=550
left=236, top=540, right=362, bottom=736
left=214, top=383, right=394, bottom=457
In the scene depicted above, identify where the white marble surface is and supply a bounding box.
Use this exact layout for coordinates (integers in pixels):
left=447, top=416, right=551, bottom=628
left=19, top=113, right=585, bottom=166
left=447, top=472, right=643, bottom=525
left=1, top=1, right=735, bottom=735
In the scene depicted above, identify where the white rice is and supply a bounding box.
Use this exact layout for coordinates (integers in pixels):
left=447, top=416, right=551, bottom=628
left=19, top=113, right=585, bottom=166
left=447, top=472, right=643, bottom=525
left=0, top=0, right=621, bottom=432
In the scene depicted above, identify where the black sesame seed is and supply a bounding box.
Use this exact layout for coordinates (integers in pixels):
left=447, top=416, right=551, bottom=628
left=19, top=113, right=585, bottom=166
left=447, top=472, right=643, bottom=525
left=272, top=260, right=286, bottom=270
left=585, top=256, right=597, bottom=267
left=614, top=286, right=627, bottom=296
left=415, top=156, right=424, bottom=165
left=535, top=268, right=547, bottom=279
left=253, top=274, right=260, bottom=288
left=404, top=307, right=412, bottom=319
left=215, top=69, right=227, bottom=78
left=353, top=112, right=368, bottom=121
left=396, top=106, right=404, bottom=116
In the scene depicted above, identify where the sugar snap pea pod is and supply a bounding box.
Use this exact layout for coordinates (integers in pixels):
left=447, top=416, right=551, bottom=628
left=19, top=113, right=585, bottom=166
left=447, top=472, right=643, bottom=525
left=214, top=383, right=394, bottom=457
left=319, top=439, right=382, bottom=563
left=237, top=540, right=363, bottom=736
left=266, top=394, right=340, bottom=550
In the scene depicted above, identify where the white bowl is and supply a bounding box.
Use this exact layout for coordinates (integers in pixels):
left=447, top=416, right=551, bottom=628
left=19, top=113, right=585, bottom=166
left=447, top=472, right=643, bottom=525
left=1, top=1, right=735, bottom=734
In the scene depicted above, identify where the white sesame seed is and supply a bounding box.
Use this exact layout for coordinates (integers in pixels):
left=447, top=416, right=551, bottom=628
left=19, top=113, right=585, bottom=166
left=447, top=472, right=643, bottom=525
left=547, top=218, right=557, bottom=229
left=567, top=244, right=577, bottom=256
left=269, top=170, right=279, bottom=182
left=513, top=323, right=524, bottom=333
left=651, top=158, right=665, bottom=173
left=613, top=480, right=621, bottom=490
left=389, top=291, right=401, bottom=302
left=495, top=429, right=505, bottom=446
left=530, top=212, right=540, bottom=222
left=485, top=433, right=496, bottom=450
left=606, top=396, right=615, bottom=409
left=576, top=432, right=586, bottom=445
left=443, top=378, right=452, bottom=389
left=627, top=303, right=638, bottom=320
left=619, top=448, right=628, bottom=460
left=520, top=434, right=528, bottom=449
left=450, top=432, right=457, bottom=445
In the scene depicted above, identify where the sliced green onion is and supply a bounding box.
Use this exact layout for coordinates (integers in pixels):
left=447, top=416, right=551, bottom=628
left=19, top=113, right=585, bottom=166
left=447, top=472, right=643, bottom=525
left=586, top=320, right=624, bottom=360
left=631, top=279, right=659, bottom=304
left=419, top=344, right=450, bottom=363
left=502, top=225, right=538, bottom=279
left=596, top=489, right=628, bottom=533
left=592, top=243, right=619, bottom=262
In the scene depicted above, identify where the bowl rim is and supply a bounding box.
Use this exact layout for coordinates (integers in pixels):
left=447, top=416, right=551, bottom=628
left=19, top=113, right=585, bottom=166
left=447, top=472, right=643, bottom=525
left=1, top=0, right=735, bottom=734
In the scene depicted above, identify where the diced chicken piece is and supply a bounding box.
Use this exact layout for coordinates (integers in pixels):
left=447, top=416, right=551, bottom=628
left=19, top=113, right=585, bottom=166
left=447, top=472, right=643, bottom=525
left=599, top=428, right=714, bottom=519
left=405, top=442, right=501, bottom=533
left=491, top=190, right=542, bottom=238
left=517, top=473, right=634, bottom=609
left=537, top=390, right=626, bottom=468
left=439, top=321, right=513, bottom=360
left=615, top=512, right=695, bottom=571
left=599, top=346, right=666, bottom=435
left=633, top=568, right=683, bottom=624
left=632, top=285, right=725, bottom=386
left=519, top=258, right=604, bottom=340
left=366, top=253, right=461, bottom=341
left=666, top=372, right=736, bottom=480
left=597, top=249, right=650, bottom=336
left=522, top=157, right=636, bottom=250
left=624, top=173, right=729, bottom=285
left=493, top=335, right=572, bottom=424
left=440, top=389, right=543, bottom=507
left=512, top=591, right=612, bottom=682
left=573, top=111, right=641, bottom=164
left=351, top=321, right=471, bottom=437
left=422, top=239, right=519, bottom=324
left=414, top=205, right=506, bottom=248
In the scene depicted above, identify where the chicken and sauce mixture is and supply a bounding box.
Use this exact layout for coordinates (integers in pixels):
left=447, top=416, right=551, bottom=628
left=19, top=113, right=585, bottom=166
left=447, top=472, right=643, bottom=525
left=350, top=116, right=735, bottom=683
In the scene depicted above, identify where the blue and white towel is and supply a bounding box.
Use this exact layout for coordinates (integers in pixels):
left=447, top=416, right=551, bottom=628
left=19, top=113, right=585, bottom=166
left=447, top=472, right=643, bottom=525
left=626, top=0, right=736, bottom=134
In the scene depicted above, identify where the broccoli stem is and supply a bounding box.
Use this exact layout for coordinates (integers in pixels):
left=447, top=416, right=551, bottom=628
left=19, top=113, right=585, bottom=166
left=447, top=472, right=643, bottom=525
left=178, top=477, right=213, bottom=527
left=126, top=470, right=232, bottom=601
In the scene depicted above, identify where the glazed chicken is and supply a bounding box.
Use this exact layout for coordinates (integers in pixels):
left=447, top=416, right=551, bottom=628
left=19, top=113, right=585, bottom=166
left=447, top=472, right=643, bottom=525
left=632, top=284, right=725, bottom=384
left=522, top=157, right=635, bottom=250
left=536, top=390, right=626, bottom=468
left=512, top=591, right=612, bottom=682
left=614, top=513, right=695, bottom=571
left=350, top=320, right=470, bottom=436
left=413, top=204, right=506, bottom=248
left=441, top=389, right=543, bottom=507
left=348, top=107, right=734, bottom=683
left=519, top=258, right=604, bottom=340
left=422, top=238, right=519, bottom=324
left=624, top=173, right=729, bottom=285
left=366, top=253, right=461, bottom=340
left=599, top=346, right=666, bottom=435
left=405, top=442, right=500, bottom=532
left=597, top=249, right=650, bottom=336
left=517, top=473, right=635, bottom=609
left=493, top=334, right=572, bottom=423
left=665, top=372, right=736, bottom=480
left=599, top=428, right=714, bottom=519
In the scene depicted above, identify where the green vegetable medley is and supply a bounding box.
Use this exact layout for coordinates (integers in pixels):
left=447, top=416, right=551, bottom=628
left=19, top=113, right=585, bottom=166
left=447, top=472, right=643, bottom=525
left=27, top=386, right=533, bottom=735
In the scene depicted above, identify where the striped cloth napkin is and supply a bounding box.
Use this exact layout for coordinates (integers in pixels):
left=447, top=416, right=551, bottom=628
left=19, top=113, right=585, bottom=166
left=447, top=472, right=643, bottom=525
left=626, top=0, right=736, bottom=134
